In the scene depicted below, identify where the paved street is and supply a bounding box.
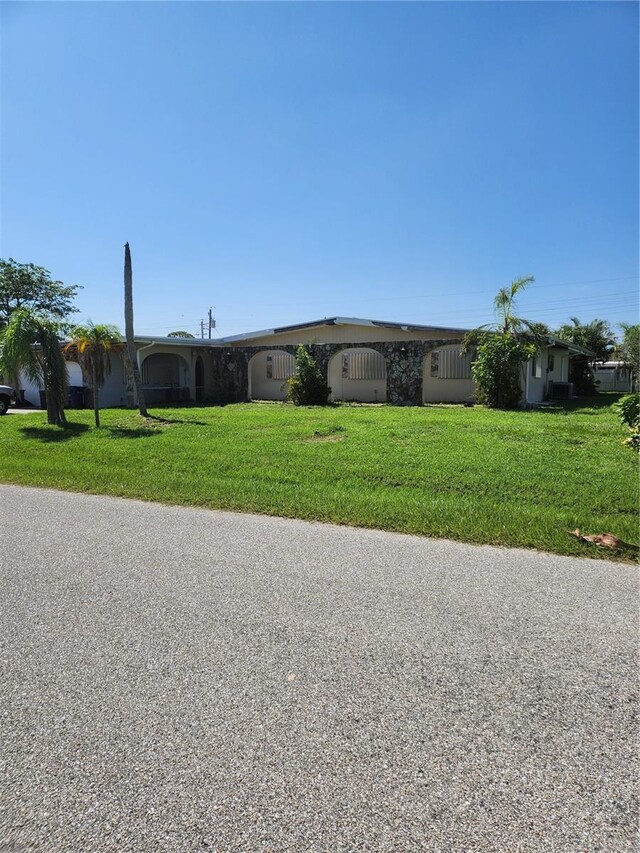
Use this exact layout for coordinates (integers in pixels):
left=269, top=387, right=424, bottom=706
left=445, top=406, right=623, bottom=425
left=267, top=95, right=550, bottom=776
left=0, top=485, right=637, bottom=852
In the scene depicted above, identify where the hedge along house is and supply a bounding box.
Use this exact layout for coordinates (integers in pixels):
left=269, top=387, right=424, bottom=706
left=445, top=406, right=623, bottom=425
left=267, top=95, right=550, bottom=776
left=20, top=316, right=591, bottom=409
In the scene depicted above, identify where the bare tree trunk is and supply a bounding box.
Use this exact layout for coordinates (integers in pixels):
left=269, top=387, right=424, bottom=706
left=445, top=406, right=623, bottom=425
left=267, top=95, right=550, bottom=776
left=92, top=363, right=100, bottom=427
left=123, top=357, right=135, bottom=408
left=124, top=242, right=148, bottom=417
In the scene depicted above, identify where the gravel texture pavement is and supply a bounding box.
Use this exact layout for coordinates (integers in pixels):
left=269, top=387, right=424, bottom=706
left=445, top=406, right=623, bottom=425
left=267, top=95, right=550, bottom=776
left=0, top=484, right=637, bottom=852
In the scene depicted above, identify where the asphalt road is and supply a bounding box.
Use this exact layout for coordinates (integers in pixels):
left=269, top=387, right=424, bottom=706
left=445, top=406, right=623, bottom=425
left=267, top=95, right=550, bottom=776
left=0, top=485, right=637, bottom=852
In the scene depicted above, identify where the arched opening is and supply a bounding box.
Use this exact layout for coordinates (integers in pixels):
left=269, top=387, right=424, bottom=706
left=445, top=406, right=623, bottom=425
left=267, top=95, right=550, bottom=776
left=423, top=346, right=475, bottom=403
left=141, top=352, right=190, bottom=404
left=195, top=356, right=204, bottom=402
left=66, top=362, right=85, bottom=409
left=249, top=350, right=295, bottom=401
left=328, top=348, right=386, bottom=402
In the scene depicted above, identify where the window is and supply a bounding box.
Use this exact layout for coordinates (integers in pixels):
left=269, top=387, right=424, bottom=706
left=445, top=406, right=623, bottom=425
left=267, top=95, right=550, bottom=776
left=342, top=350, right=386, bottom=380
left=531, top=356, right=542, bottom=379
left=434, top=347, right=473, bottom=380
left=266, top=352, right=295, bottom=381
left=548, top=354, right=555, bottom=372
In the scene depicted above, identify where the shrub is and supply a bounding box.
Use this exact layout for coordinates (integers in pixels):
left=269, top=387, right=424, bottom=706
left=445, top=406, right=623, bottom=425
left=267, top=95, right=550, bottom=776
left=471, top=334, right=535, bottom=409
left=615, top=393, right=640, bottom=453
left=623, top=425, right=640, bottom=452
left=287, top=345, right=331, bottom=406
left=615, top=393, right=640, bottom=428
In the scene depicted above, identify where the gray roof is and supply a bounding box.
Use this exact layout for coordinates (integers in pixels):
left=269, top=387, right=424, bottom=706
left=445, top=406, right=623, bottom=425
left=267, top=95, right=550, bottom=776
left=216, top=316, right=471, bottom=344
left=127, top=320, right=596, bottom=357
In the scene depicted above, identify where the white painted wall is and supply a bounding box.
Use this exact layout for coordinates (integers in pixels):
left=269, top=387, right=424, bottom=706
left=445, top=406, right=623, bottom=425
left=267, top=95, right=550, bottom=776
left=422, top=347, right=475, bottom=403
left=99, top=353, right=128, bottom=407
left=328, top=349, right=387, bottom=403
left=19, top=362, right=83, bottom=407
left=248, top=351, right=294, bottom=400
left=524, top=348, right=572, bottom=403
left=594, top=363, right=633, bottom=392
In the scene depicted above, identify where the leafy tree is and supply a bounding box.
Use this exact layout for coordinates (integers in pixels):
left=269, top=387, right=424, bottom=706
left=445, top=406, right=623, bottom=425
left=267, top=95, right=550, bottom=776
left=470, top=334, right=536, bottom=409
left=65, top=323, right=123, bottom=427
left=123, top=242, right=148, bottom=417
left=0, top=259, right=80, bottom=330
left=287, top=345, right=331, bottom=406
left=0, top=308, right=68, bottom=425
left=463, top=276, right=540, bottom=409
left=167, top=330, right=195, bottom=338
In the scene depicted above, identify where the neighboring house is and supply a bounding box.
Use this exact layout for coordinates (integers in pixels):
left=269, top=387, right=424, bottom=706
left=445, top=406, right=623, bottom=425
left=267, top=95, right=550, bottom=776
left=18, top=316, right=593, bottom=408
left=593, top=361, right=635, bottom=393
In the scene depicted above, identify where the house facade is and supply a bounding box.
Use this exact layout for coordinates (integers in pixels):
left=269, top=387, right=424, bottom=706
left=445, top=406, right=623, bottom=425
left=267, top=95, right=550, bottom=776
left=20, top=316, right=590, bottom=408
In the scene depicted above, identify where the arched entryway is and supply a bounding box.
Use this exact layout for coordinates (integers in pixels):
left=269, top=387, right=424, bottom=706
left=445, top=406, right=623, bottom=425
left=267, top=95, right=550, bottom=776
left=423, top=346, right=475, bottom=403
left=249, top=350, right=295, bottom=400
left=328, top=348, right=386, bottom=402
left=141, top=352, right=190, bottom=404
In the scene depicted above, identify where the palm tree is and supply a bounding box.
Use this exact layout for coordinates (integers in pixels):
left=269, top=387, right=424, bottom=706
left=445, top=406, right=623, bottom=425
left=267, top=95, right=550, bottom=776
left=555, top=317, right=615, bottom=362
left=462, top=275, right=543, bottom=409
left=0, top=307, right=68, bottom=425
left=555, top=317, right=616, bottom=393
left=124, top=242, right=148, bottom=417
left=492, top=275, right=550, bottom=338
left=65, top=323, right=122, bottom=427
left=464, top=276, right=547, bottom=344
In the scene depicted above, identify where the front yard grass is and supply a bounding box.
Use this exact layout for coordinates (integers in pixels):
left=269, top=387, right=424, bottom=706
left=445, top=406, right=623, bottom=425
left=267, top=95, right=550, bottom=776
left=1, top=395, right=637, bottom=559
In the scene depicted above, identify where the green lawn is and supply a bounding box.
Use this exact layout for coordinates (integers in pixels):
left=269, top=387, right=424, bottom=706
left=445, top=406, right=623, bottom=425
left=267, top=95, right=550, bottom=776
left=2, top=395, right=638, bottom=559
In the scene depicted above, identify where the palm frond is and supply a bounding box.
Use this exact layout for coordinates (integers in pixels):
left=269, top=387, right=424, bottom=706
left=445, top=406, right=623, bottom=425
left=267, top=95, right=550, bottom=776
left=0, top=308, right=43, bottom=385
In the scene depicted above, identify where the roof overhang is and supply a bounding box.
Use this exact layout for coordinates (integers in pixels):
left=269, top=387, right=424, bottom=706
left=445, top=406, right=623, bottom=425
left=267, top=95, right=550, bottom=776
left=545, top=336, right=596, bottom=357
left=218, top=316, right=471, bottom=344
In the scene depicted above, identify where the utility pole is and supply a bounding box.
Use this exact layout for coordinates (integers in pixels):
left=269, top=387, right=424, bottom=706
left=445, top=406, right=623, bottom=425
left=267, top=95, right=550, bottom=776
left=208, top=307, right=216, bottom=339
left=200, top=319, right=205, bottom=339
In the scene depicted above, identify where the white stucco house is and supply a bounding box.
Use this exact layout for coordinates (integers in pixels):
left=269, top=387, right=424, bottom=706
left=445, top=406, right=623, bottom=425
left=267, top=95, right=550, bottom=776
left=18, top=316, right=592, bottom=409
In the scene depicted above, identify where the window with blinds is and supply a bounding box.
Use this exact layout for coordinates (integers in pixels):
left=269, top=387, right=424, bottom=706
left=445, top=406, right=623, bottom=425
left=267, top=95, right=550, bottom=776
left=434, top=347, right=473, bottom=380
left=342, top=350, right=386, bottom=380
left=266, top=352, right=295, bottom=380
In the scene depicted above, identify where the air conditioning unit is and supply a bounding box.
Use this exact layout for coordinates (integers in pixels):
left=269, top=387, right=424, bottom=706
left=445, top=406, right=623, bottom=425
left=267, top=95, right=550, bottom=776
left=549, top=381, right=573, bottom=400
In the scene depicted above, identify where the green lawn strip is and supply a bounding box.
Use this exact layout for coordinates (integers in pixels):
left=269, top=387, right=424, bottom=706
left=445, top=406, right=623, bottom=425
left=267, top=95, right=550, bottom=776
left=1, top=398, right=637, bottom=559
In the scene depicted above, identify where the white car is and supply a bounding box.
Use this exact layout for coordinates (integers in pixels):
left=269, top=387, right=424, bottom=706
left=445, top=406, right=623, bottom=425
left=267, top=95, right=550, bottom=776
left=0, top=385, right=14, bottom=415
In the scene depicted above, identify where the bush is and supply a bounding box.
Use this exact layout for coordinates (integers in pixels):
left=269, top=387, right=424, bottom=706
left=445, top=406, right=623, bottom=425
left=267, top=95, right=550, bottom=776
left=623, top=425, right=640, bottom=452
left=287, top=346, right=331, bottom=406
left=615, top=393, right=640, bottom=428
left=471, top=334, right=535, bottom=409
left=615, top=394, right=640, bottom=453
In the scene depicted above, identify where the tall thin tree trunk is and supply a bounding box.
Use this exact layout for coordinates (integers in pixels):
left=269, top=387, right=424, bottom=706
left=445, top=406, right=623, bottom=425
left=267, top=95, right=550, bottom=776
left=92, top=363, right=100, bottom=427
left=123, top=357, right=135, bottom=408
left=124, top=242, right=148, bottom=417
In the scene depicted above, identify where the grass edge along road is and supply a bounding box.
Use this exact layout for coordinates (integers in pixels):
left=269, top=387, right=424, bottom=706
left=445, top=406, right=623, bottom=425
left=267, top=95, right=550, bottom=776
left=1, top=396, right=637, bottom=561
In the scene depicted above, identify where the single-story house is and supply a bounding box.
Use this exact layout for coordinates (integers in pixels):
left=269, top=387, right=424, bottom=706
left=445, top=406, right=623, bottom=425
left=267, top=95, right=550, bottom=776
left=19, top=316, right=593, bottom=408
left=592, top=361, right=635, bottom=393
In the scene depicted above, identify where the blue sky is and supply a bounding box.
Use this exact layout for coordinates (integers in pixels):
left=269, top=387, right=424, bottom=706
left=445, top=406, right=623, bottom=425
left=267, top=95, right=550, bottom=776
left=1, top=1, right=637, bottom=339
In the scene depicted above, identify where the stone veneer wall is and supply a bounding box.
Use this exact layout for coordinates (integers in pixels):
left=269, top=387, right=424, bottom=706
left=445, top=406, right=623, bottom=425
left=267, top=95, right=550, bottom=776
left=207, top=339, right=462, bottom=405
